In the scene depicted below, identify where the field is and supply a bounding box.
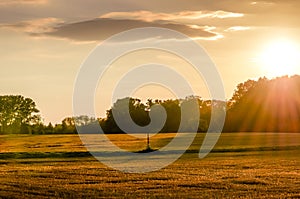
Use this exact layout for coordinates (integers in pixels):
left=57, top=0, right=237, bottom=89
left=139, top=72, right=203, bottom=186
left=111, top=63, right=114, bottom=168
left=0, top=133, right=299, bottom=198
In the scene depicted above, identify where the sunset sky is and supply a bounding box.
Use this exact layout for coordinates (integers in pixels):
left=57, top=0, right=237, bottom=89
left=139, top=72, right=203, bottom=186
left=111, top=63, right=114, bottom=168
left=1, top=0, right=300, bottom=124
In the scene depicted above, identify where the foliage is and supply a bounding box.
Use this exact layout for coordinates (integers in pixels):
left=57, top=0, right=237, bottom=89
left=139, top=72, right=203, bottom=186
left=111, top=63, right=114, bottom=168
left=101, top=96, right=211, bottom=134
left=0, top=95, right=40, bottom=134
left=225, top=75, right=300, bottom=132
left=2, top=75, right=300, bottom=134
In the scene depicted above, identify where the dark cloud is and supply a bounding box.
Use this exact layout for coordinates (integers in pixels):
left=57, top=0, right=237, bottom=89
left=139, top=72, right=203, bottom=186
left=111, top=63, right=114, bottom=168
left=0, top=0, right=299, bottom=37
left=35, top=18, right=220, bottom=41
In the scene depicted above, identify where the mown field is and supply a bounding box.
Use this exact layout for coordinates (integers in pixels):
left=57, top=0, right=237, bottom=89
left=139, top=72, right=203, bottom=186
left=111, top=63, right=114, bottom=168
left=0, top=133, right=299, bottom=198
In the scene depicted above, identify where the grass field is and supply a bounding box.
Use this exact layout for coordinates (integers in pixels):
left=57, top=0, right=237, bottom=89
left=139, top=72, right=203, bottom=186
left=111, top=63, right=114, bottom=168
left=0, top=133, right=299, bottom=198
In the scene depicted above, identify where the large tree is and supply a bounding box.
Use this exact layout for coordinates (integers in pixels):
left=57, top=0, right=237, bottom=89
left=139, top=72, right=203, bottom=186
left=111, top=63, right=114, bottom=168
left=102, top=96, right=211, bottom=133
left=0, top=95, right=40, bottom=133
left=224, top=76, right=300, bottom=132
left=103, top=97, right=150, bottom=133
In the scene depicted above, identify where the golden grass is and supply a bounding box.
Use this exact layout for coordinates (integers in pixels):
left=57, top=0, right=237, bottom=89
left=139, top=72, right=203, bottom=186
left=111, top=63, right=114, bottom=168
left=1, top=132, right=299, bottom=153
left=0, top=133, right=299, bottom=198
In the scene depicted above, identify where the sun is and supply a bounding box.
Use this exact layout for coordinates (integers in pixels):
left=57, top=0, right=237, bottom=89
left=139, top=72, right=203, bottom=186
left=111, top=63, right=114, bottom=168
left=259, top=39, right=300, bottom=77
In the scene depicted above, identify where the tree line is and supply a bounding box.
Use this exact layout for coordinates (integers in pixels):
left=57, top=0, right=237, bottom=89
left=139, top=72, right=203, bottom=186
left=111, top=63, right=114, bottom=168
left=1, top=75, right=300, bottom=134
left=225, top=75, right=300, bottom=132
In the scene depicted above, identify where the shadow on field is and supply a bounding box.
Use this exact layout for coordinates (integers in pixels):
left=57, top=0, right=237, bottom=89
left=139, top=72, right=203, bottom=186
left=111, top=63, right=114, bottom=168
left=1, top=145, right=299, bottom=159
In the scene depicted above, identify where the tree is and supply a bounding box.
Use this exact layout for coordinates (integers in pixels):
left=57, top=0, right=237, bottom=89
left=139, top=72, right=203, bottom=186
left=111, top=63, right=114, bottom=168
left=0, top=95, right=40, bottom=134
left=102, top=96, right=214, bottom=133
left=61, top=117, right=76, bottom=134
left=224, top=75, right=300, bottom=132
left=104, top=97, right=150, bottom=133
left=157, top=99, right=181, bottom=132
left=228, top=79, right=258, bottom=108
left=44, top=122, right=54, bottom=134
left=73, top=115, right=97, bottom=126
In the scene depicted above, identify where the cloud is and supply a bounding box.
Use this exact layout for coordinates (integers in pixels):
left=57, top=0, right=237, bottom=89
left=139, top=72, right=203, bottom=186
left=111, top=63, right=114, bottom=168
left=100, top=10, right=244, bottom=22
left=31, top=18, right=222, bottom=42
left=1, top=18, right=64, bottom=34
left=0, top=0, right=47, bottom=6
left=225, top=26, right=251, bottom=32
left=20, top=10, right=240, bottom=42
left=250, top=1, right=275, bottom=6
left=1, top=9, right=246, bottom=42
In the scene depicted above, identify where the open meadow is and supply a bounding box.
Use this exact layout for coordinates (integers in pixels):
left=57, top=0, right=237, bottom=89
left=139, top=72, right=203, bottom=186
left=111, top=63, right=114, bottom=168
left=0, top=133, right=299, bottom=198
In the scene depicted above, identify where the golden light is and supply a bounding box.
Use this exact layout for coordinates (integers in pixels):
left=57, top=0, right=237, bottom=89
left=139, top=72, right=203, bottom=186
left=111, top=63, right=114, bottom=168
left=259, top=39, right=300, bottom=77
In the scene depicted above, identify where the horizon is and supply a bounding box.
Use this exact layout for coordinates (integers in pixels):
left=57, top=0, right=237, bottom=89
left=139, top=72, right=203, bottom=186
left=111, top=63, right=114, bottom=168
left=0, top=74, right=298, bottom=126
left=1, top=1, right=300, bottom=124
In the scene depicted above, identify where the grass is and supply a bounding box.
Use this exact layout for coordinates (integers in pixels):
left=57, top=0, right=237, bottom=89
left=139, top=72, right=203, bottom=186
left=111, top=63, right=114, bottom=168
left=0, top=133, right=299, bottom=198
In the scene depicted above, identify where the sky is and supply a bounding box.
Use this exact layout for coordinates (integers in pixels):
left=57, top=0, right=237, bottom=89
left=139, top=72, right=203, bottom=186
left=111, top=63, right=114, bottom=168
left=1, top=0, right=300, bottom=124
